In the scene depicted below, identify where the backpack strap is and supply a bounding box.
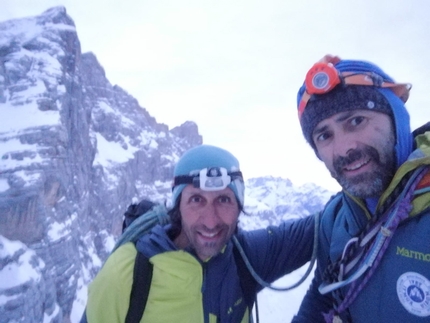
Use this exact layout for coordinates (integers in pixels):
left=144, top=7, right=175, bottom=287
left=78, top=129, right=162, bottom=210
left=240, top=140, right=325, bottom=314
left=126, top=245, right=256, bottom=323
left=125, top=251, right=153, bottom=323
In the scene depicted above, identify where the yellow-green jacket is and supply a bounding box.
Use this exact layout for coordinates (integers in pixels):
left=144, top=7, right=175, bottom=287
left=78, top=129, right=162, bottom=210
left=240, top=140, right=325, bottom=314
left=84, top=216, right=315, bottom=323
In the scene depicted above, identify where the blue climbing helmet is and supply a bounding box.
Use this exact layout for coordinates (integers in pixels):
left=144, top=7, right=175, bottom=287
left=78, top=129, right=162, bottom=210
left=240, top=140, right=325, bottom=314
left=171, top=144, right=245, bottom=208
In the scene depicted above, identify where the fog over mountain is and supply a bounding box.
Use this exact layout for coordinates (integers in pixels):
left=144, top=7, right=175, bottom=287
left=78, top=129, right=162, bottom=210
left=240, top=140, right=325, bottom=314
left=0, top=7, right=334, bottom=322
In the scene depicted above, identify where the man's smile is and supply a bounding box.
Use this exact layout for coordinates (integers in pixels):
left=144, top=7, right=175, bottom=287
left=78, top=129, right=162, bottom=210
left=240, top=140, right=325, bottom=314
left=343, top=157, right=371, bottom=172
left=198, top=230, right=221, bottom=239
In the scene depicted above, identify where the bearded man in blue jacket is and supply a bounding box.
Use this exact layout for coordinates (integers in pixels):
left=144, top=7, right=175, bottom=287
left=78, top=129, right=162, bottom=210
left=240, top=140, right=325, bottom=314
left=292, top=55, right=430, bottom=323
left=83, top=144, right=315, bottom=323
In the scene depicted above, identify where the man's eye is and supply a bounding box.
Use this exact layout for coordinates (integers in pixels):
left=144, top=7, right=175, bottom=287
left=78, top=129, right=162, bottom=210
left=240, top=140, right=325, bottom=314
left=350, top=116, right=365, bottom=126
left=315, top=132, right=330, bottom=142
left=218, top=196, right=231, bottom=203
left=190, top=196, right=202, bottom=203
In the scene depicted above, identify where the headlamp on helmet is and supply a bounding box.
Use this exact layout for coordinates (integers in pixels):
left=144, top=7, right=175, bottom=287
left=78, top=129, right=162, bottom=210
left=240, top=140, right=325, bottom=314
left=173, top=167, right=243, bottom=192
left=298, top=61, right=412, bottom=120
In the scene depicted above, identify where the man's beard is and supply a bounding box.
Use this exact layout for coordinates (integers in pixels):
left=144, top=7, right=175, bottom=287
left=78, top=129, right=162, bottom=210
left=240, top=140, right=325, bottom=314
left=331, top=145, right=396, bottom=198
left=186, top=223, right=231, bottom=260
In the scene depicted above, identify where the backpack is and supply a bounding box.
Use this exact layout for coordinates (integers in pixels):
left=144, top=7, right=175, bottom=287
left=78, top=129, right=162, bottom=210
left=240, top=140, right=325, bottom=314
left=120, top=200, right=259, bottom=323
left=122, top=200, right=157, bottom=233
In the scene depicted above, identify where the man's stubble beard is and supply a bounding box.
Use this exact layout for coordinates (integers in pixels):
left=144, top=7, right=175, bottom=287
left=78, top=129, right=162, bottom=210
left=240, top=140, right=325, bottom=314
left=331, top=143, right=396, bottom=199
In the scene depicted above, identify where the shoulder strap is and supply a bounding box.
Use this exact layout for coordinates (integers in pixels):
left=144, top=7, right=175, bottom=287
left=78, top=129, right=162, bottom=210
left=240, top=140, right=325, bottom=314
left=126, top=245, right=257, bottom=322
left=125, top=251, right=153, bottom=323
left=233, top=242, right=258, bottom=311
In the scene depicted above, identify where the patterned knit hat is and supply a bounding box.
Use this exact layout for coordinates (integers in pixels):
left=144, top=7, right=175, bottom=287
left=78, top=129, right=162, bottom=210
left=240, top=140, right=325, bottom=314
left=171, top=145, right=245, bottom=208
left=297, top=56, right=413, bottom=168
left=300, top=85, right=393, bottom=148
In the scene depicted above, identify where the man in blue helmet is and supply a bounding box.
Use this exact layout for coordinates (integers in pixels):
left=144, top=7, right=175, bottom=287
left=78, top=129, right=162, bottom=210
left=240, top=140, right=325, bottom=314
left=292, top=55, right=430, bottom=323
left=83, top=144, right=315, bottom=323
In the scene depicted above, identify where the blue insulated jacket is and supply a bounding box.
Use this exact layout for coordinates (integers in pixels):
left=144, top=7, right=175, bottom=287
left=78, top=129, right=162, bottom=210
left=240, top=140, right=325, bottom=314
left=85, top=215, right=315, bottom=323
left=292, top=133, right=430, bottom=323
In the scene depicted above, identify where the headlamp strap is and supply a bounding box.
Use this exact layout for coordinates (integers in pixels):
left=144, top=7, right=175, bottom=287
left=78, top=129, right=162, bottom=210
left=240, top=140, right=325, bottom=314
left=298, top=62, right=412, bottom=120
left=173, top=169, right=243, bottom=189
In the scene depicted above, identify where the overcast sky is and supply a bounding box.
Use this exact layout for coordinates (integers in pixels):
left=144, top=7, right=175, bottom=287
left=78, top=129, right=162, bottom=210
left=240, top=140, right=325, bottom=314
left=2, top=1, right=430, bottom=191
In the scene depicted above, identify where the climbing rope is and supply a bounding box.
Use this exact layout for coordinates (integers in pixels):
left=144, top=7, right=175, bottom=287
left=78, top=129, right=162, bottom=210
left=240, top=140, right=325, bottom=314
left=233, top=212, right=320, bottom=291
left=322, top=166, right=428, bottom=322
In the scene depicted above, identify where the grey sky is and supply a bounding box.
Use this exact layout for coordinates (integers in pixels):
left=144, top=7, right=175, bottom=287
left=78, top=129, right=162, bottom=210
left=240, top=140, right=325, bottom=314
left=2, top=0, right=430, bottom=191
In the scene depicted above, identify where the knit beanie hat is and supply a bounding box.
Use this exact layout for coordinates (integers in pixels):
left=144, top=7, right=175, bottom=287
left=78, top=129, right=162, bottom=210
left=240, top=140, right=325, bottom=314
left=297, top=58, right=413, bottom=169
left=300, top=85, right=392, bottom=147
left=171, top=145, right=245, bottom=208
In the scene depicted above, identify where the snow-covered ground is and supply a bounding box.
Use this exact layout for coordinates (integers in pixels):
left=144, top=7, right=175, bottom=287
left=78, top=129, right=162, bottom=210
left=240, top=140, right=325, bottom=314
left=254, top=263, right=313, bottom=322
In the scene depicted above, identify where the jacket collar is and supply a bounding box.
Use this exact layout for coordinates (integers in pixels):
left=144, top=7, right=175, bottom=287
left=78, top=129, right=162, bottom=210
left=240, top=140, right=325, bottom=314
left=344, top=130, right=430, bottom=218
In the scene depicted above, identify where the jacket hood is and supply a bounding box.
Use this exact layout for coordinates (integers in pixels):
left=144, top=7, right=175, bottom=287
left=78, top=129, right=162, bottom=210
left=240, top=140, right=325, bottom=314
left=136, top=224, right=179, bottom=258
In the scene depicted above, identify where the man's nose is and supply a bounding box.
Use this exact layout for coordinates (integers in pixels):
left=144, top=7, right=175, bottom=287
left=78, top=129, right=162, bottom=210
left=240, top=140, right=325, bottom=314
left=333, top=132, right=358, bottom=157
left=200, top=204, right=221, bottom=228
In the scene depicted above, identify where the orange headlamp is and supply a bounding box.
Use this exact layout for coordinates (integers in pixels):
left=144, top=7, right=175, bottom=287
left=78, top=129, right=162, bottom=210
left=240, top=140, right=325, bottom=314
left=297, top=62, right=412, bottom=120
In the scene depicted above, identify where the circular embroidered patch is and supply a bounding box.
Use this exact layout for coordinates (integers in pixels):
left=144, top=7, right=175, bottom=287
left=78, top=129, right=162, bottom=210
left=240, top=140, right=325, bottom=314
left=397, top=272, right=430, bottom=317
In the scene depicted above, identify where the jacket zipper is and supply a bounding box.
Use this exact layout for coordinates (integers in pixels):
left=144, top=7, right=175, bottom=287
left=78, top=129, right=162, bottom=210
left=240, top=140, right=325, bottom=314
left=202, top=262, right=209, bottom=323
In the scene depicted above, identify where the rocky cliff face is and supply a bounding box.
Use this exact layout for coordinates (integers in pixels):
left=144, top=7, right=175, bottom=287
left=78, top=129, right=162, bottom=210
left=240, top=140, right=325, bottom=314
left=0, top=7, right=202, bottom=322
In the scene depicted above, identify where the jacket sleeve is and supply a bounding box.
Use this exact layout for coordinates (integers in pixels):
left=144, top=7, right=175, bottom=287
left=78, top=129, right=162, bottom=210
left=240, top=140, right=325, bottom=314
left=237, top=214, right=315, bottom=284
left=292, top=195, right=342, bottom=322
left=291, top=264, right=332, bottom=322
left=85, top=243, right=137, bottom=323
